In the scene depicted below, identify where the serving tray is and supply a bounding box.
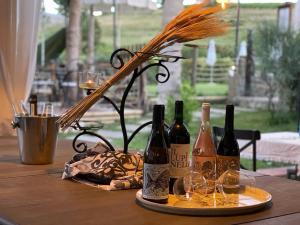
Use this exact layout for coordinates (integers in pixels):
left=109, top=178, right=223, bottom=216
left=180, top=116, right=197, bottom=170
left=136, top=187, right=272, bottom=216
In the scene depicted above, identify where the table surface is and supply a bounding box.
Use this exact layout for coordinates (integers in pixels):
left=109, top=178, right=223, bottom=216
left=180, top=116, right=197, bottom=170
left=1, top=136, right=300, bottom=225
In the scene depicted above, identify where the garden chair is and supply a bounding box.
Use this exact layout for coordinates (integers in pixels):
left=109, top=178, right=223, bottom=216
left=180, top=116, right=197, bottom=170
left=287, top=164, right=298, bottom=180
left=213, top=126, right=261, bottom=171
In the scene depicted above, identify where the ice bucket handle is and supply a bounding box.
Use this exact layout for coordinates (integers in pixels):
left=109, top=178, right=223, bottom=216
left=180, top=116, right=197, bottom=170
left=11, top=118, right=20, bottom=129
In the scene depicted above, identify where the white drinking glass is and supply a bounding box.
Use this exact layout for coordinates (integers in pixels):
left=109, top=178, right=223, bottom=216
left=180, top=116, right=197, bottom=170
left=42, top=103, right=53, bottom=116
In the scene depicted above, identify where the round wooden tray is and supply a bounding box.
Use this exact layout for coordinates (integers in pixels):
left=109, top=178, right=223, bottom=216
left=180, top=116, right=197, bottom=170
left=136, top=187, right=272, bottom=216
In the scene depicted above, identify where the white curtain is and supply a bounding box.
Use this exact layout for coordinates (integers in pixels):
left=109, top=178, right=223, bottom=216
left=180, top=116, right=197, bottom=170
left=0, top=0, right=41, bottom=136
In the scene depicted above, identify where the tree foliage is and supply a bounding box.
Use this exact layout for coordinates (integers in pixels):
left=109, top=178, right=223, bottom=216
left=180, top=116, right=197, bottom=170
left=255, top=21, right=300, bottom=112
left=166, top=82, right=198, bottom=127
left=53, top=0, right=69, bottom=16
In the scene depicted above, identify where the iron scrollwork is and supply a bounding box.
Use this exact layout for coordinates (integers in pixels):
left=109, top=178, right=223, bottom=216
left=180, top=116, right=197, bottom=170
left=72, top=48, right=183, bottom=154
left=71, top=121, right=115, bottom=153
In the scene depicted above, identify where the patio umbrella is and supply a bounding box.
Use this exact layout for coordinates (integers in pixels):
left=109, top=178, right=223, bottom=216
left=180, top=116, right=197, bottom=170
left=238, top=41, right=247, bottom=58
left=206, top=39, right=216, bottom=83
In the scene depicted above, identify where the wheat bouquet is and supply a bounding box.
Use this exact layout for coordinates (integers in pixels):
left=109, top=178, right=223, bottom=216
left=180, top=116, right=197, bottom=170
left=58, top=0, right=228, bottom=129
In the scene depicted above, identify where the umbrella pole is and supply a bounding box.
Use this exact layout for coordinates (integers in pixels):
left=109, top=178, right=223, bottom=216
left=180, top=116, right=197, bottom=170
left=210, top=66, right=214, bottom=83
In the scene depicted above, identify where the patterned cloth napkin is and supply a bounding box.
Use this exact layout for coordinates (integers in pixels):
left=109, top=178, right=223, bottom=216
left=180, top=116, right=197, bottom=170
left=62, top=143, right=143, bottom=191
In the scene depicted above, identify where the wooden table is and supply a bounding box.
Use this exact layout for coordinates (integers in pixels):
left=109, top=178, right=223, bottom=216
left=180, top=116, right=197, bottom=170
left=1, top=137, right=300, bottom=225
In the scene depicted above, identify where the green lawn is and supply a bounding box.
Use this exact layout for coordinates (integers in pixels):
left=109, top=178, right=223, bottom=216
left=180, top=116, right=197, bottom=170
left=147, top=83, right=228, bottom=97
left=195, top=83, right=228, bottom=96
left=146, top=84, right=157, bottom=97
left=112, top=132, right=149, bottom=152
left=241, top=158, right=292, bottom=171
left=211, top=111, right=297, bottom=134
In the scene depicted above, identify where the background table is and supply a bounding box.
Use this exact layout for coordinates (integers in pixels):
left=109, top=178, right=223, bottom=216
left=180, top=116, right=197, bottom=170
left=241, top=132, right=300, bottom=164
left=0, top=136, right=300, bottom=225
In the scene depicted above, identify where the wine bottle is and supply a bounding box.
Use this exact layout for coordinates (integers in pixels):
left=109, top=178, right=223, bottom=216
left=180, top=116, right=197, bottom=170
left=162, top=106, right=170, bottom=158
left=192, top=103, right=216, bottom=192
left=216, top=104, right=240, bottom=178
left=168, top=100, right=190, bottom=194
left=143, top=105, right=170, bottom=204
left=29, top=94, right=37, bottom=116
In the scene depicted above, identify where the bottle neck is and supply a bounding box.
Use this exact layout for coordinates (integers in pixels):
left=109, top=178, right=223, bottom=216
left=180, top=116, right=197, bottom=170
left=152, top=105, right=164, bottom=132
left=29, top=97, right=37, bottom=116
left=201, top=106, right=210, bottom=124
left=152, top=120, right=164, bottom=132
left=225, top=105, right=234, bottom=133
left=174, top=102, right=183, bottom=123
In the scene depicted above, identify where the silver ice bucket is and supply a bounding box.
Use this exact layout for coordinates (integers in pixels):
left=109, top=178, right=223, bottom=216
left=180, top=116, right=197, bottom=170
left=12, top=115, right=60, bottom=164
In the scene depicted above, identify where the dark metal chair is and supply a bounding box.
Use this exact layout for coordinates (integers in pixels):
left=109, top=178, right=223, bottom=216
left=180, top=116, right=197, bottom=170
left=287, top=164, right=298, bottom=180
left=213, top=126, right=261, bottom=171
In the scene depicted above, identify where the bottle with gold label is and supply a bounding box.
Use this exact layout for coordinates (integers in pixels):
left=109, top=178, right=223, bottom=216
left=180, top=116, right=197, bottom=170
left=216, top=104, right=240, bottom=178
left=192, top=103, right=216, bottom=192
left=168, top=100, right=190, bottom=194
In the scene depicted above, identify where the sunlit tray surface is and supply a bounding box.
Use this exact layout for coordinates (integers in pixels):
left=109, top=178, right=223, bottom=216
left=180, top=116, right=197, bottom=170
left=136, top=187, right=272, bottom=216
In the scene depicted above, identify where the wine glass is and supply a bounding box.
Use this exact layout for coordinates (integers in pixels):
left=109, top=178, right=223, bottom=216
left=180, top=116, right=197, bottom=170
left=173, top=171, right=207, bottom=201
left=216, top=169, right=256, bottom=205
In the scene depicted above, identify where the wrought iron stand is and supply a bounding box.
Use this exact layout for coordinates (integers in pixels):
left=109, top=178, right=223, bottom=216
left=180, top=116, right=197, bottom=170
left=71, top=48, right=182, bottom=154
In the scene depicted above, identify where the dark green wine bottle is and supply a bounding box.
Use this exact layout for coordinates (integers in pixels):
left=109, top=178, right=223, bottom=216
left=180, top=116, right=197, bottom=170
left=216, top=105, right=240, bottom=178
left=142, top=105, right=170, bottom=203
left=168, top=101, right=190, bottom=194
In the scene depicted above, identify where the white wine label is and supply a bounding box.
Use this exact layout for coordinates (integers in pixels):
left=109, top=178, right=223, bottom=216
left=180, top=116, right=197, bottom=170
left=169, top=144, right=190, bottom=178
left=216, top=155, right=240, bottom=178
left=192, top=156, right=216, bottom=180
left=142, top=163, right=170, bottom=200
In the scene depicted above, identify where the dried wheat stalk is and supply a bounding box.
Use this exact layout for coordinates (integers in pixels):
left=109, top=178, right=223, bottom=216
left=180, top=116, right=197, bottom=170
left=58, top=0, right=228, bottom=129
